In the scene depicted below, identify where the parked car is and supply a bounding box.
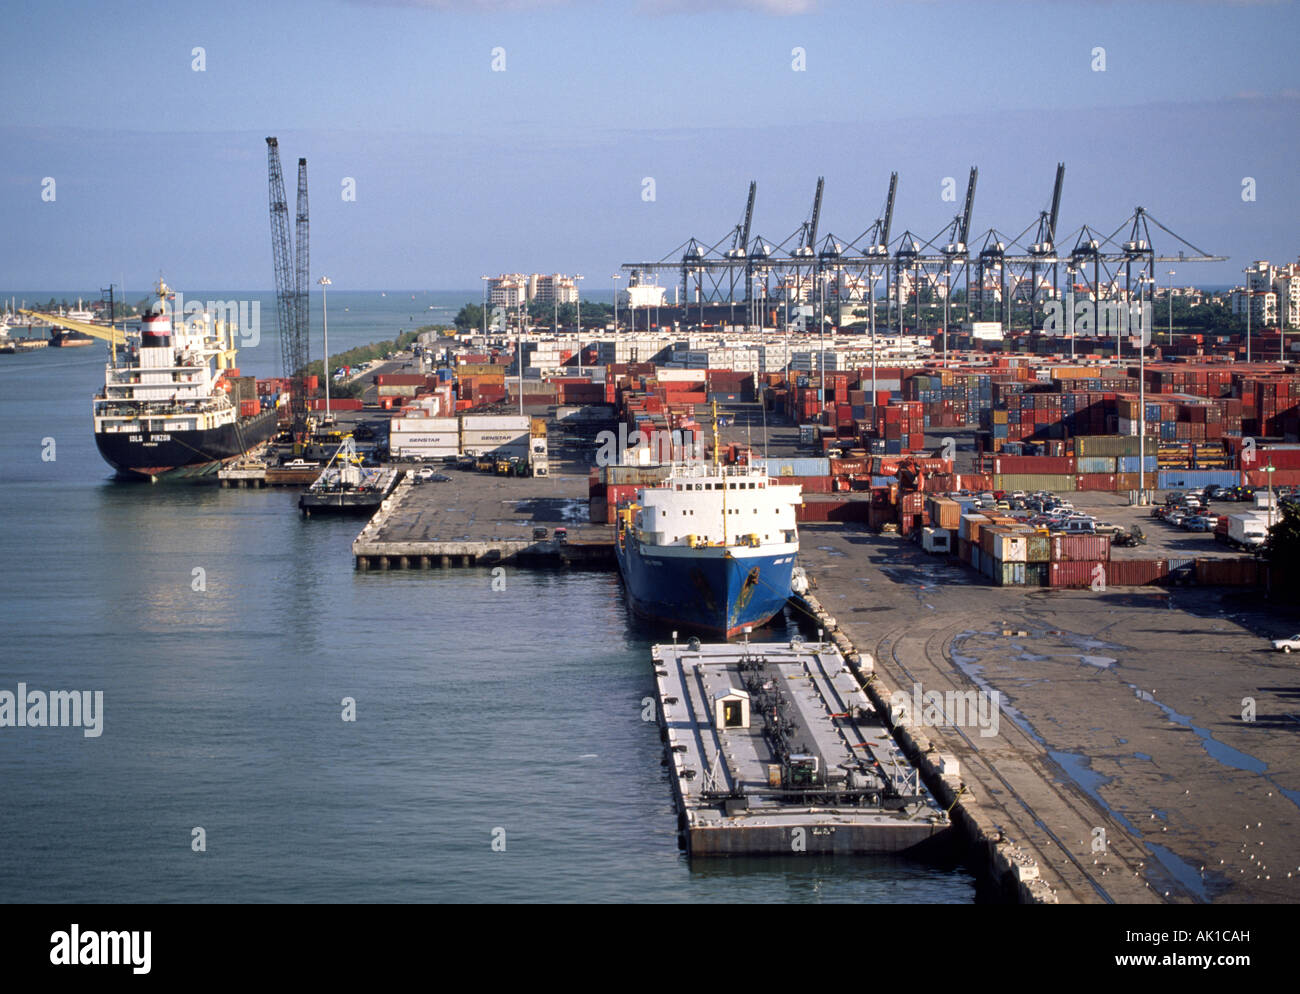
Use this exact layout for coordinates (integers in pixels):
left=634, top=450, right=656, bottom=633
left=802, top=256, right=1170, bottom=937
left=1271, top=634, right=1300, bottom=653
left=1182, top=516, right=1213, bottom=532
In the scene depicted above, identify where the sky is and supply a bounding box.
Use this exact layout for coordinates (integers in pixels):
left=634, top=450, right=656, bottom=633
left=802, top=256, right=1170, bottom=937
left=3, top=0, right=1298, bottom=292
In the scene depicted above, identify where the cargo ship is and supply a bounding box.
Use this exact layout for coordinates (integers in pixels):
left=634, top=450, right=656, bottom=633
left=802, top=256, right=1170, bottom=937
left=51, top=328, right=96, bottom=347
left=615, top=457, right=803, bottom=638
left=91, top=280, right=279, bottom=480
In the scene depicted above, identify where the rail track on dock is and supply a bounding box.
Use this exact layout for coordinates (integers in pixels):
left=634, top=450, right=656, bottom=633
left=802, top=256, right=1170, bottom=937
left=874, top=622, right=1167, bottom=903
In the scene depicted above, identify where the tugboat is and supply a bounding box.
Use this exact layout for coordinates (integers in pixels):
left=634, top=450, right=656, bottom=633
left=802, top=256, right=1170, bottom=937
left=614, top=409, right=803, bottom=638
left=79, top=279, right=278, bottom=480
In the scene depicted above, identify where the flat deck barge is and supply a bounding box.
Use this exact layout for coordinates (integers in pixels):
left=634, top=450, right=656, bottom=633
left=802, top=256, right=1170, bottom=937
left=652, top=638, right=953, bottom=857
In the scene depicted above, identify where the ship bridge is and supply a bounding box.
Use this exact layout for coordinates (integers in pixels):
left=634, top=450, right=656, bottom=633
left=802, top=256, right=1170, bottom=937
left=633, top=463, right=801, bottom=550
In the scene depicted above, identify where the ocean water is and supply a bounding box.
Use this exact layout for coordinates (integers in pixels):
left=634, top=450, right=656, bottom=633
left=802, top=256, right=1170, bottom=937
left=0, top=298, right=975, bottom=903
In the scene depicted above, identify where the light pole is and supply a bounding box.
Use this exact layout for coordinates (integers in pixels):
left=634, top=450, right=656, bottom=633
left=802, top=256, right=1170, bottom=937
left=1244, top=267, right=1252, bottom=363
left=869, top=269, right=880, bottom=401
left=1166, top=270, right=1175, bottom=350
left=517, top=312, right=524, bottom=416
left=574, top=274, right=585, bottom=376
left=943, top=265, right=951, bottom=368
left=612, top=273, right=621, bottom=332
left=318, top=276, right=332, bottom=421
left=1138, top=274, right=1153, bottom=504
left=818, top=271, right=827, bottom=408
left=1066, top=265, right=1077, bottom=359
left=1265, top=461, right=1276, bottom=531
left=480, top=275, right=489, bottom=346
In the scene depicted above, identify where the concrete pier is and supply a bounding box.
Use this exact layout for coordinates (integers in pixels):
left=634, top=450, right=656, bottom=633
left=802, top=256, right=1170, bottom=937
left=352, top=470, right=615, bottom=569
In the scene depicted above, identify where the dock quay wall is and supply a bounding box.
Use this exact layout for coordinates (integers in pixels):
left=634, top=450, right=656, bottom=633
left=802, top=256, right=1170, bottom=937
left=794, top=591, right=1057, bottom=904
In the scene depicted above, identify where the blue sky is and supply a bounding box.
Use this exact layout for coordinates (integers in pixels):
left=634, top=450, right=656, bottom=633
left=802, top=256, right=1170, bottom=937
left=3, top=0, right=1298, bottom=290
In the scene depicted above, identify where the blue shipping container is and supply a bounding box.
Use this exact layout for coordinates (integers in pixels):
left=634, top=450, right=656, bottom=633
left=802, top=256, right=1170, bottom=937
left=1077, top=456, right=1117, bottom=473
left=1157, top=470, right=1241, bottom=490
left=1116, top=455, right=1159, bottom=473
left=754, top=457, right=831, bottom=477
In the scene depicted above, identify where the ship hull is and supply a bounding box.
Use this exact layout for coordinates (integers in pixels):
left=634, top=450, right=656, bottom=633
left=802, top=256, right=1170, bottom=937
left=95, top=409, right=279, bottom=480
left=616, top=535, right=797, bottom=638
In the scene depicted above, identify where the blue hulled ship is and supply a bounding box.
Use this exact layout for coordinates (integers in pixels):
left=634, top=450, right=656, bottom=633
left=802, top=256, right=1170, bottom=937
left=615, top=462, right=803, bottom=638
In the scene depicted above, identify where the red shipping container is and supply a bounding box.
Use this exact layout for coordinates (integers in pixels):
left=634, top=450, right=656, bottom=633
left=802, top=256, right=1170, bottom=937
left=1076, top=474, right=1117, bottom=491
left=1049, top=560, right=1105, bottom=588
left=994, top=456, right=1077, bottom=474
left=1051, top=534, right=1112, bottom=562
left=790, top=475, right=833, bottom=494
left=1104, top=559, right=1169, bottom=586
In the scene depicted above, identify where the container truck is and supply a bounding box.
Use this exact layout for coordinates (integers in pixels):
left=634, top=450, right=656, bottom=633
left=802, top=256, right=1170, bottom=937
left=1216, top=512, right=1270, bottom=550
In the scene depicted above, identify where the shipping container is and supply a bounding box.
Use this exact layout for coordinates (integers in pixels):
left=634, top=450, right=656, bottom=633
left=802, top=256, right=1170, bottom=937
left=994, top=456, right=1077, bottom=474
left=1025, top=532, right=1051, bottom=563
left=921, top=527, right=951, bottom=554
left=995, top=562, right=1026, bottom=587
left=1194, top=558, right=1263, bottom=587
left=992, top=473, right=1078, bottom=493
left=1076, top=456, right=1117, bottom=474
left=1074, top=435, right=1161, bottom=457
left=1051, top=534, right=1112, bottom=562
left=927, top=496, right=962, bottom=531
left=1104, top=559, right=1169, bottom=586
left=990, top=529, right=1028, bottom=563
left=1049, top=560, right=1106, bottom=588
left=461, top=415, right=531, bottom=431
left=753, top=457, right=831, bottom=478
left=959, top=513, right=990, bottom=542
left=1156, top=469, right=1240, bottom=490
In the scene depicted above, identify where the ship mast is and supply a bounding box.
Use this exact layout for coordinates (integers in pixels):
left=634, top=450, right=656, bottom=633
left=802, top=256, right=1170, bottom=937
left=713, top=399, right=727, bottom=547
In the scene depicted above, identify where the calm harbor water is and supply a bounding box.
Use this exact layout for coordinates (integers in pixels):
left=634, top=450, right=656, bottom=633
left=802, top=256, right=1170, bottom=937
left=0, top=291, right=975, bottom=903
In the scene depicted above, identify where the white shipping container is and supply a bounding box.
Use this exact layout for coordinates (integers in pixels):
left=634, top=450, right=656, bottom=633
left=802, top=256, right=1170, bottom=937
left=391, top=417, right=457, bottom=433
left=394, top=443, right=458, bottom=458
left=992, top=531, right=1028, bottom=563
left=657, top=368, right=707, bottom=382
left=921, top=527, right=951, bottom=554
left=392, top=431, right=459, bottom=447
left=460, top=415, right=531, bottom=431
left=460, top=430, right=529, bottom=445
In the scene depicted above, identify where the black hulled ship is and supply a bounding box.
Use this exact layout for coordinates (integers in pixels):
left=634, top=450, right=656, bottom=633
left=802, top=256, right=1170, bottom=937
left=92, top=280, right=278, bottom=480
